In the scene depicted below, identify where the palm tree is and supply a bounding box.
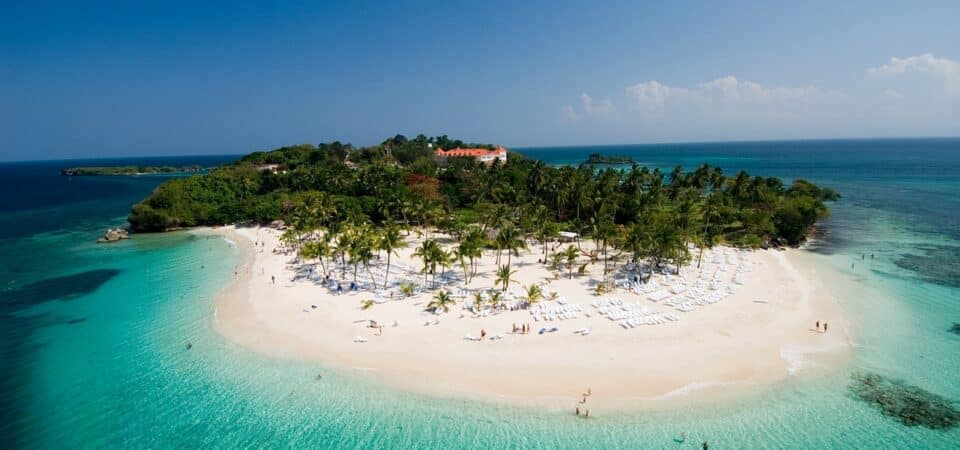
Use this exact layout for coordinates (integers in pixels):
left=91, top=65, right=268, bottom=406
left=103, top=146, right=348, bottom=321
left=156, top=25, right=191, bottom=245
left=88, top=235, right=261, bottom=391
left=427, top=290, right=455, bottom=313
left=563, top=245, right=580, bottom=279
left=472, top=292, right=485, bottom=311
left=487, top=291, right=503, bottom=309
left=549, top=252, right=565, bottom=272
left=524, top=284, right=543, bottom=305
left=356, top=233, right=376, bottom=287
left=535, top=219, right=559, bottom=263
left=432, top=247, right=452, bottom=288
left=412, top=239, right=435, bottom=287
left=378, top=224, right=406, bottom=289
left=494, top=264, right=517, bottom=292
left=452, top=246, right=471, bottom=286
left=280, top=229, right=299, bottom=253
left=502, top=226, right=526, bottom=269
left=459, top=227, right=486, bottom=278
left=697, top=193, right=724, bottom=268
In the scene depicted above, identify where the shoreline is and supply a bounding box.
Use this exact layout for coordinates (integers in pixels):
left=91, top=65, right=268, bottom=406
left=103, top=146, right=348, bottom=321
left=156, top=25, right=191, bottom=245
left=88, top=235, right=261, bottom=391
left=205, top=225, right=852, bottom=412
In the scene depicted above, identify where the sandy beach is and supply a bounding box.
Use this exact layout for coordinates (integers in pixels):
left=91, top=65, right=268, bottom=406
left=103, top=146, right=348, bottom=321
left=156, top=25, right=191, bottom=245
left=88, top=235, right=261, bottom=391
left=208, top=225, right=851, bottom=412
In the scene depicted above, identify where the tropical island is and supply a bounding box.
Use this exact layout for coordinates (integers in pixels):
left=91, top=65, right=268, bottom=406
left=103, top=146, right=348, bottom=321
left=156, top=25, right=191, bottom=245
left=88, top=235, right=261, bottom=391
left=129, top=134, right=837, bottom=251
left=583, top=153, right=636, bottom=165
left=60, top=165, right=203, bottom=176
left=130, top=134, right=849, bottom=410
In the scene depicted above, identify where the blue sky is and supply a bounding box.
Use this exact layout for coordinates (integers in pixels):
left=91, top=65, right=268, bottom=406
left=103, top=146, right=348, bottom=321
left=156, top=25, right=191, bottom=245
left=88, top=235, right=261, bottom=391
left=2, top=0, right=958, bottom=160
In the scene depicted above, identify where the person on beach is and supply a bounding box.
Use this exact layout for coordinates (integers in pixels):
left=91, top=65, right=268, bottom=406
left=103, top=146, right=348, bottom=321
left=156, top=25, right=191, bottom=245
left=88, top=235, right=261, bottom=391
left=584, top=409, right=589, bottom=418
left=824, top=322, right=828, bottom=332
left=587, top=387, right=592, bottom=396
left=575, top=406, right=580, bottom=416
left=581, top=395, right=587, bottom=403
left=480, top=329, right=486, bottom=339
left=816, top=320, right=820, bottom=331
left=271, top=275, right=276, bottom=284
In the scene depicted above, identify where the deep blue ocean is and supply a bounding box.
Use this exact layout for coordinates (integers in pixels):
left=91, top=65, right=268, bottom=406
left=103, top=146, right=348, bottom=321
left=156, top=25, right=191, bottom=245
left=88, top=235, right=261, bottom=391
left=1, top=139, right=959, bottom=448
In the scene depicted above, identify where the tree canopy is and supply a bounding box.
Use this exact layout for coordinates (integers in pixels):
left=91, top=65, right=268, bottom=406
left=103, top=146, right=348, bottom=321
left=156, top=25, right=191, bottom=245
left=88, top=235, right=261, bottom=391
left=129, top=134, right=838, bottom=273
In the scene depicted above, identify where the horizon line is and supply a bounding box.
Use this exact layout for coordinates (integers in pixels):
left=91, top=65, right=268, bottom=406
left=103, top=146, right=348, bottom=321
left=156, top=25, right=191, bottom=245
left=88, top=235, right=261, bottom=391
left=2, top=135, right=958, bottom=164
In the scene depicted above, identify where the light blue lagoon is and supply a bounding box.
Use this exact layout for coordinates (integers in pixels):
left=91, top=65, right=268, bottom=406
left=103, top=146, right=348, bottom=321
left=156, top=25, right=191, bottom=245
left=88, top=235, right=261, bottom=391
left=2, top=140, right=959, bottom=448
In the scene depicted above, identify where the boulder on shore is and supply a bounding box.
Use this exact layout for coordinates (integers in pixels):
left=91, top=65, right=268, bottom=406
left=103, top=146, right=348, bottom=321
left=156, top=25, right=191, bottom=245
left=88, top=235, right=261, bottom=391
left=97, top=227, right=129, bottom=243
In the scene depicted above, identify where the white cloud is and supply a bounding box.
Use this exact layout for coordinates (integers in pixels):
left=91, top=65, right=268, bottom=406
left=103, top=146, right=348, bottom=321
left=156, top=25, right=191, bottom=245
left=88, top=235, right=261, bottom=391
left=580, top=93, right=615, bottom=117
left=561, top=93, right=615, bottom=121
left=623, top=80, right=684, bottom=115
left=867, top=53, right=960, bottom=95
left=560, top=54, right=957, bottom=142
left=625, top=76, right=821, bottom=119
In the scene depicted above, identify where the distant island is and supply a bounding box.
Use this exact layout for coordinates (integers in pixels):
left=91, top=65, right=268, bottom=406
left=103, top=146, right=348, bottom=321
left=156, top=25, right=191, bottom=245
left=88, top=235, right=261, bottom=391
left=583, top=153, right=636, bottom=165
left=60, top=165, right=204, bottom=176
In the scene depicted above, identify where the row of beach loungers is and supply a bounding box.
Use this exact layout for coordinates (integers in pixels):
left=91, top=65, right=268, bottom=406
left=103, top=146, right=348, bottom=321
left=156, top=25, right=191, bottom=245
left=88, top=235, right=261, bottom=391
left=591, top=297, right=680, bottom=328
left=530, top=303, right=583, bottom=321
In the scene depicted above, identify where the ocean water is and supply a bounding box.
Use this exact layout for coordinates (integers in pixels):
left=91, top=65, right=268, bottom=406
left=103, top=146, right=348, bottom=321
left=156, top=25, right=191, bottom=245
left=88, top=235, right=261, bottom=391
left=2, top=140, right=959, bottom=448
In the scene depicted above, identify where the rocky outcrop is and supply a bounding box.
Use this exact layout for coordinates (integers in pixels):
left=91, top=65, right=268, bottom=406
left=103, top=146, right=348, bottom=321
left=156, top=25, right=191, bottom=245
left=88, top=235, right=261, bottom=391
left=849, top=371, right=960, bottom=429
left=97, top=228, right=129, bottom=243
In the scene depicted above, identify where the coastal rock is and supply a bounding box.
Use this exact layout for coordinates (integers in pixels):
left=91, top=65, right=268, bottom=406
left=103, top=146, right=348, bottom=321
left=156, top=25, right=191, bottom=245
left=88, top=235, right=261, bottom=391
left=97, top=227, right=129, bottom=243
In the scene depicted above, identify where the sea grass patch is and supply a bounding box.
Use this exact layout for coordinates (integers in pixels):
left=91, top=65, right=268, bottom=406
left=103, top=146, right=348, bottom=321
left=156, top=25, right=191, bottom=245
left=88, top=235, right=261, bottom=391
left=849, top=372, right=960, bottom=430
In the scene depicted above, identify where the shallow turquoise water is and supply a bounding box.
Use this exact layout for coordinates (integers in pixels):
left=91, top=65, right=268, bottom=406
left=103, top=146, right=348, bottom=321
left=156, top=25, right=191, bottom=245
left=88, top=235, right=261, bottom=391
left=2, top=141, right=959, bottom=448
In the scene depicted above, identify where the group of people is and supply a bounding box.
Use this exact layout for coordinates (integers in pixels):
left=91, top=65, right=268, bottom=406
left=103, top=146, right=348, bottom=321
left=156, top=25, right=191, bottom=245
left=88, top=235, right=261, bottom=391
left=575, top=387, right=592, bottom=418
left=511, top=323, right=533, bottom=334
left=815, top=320, right=829, bottom=333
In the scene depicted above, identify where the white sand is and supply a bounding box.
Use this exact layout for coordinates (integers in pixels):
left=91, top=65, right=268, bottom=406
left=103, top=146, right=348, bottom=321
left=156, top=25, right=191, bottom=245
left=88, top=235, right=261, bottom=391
left=208, top=225, right=851, bottom=412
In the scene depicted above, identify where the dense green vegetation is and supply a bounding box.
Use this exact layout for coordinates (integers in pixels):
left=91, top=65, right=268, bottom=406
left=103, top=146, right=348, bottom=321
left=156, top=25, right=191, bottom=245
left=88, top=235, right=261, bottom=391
left=129, top=134, right=838, bottom=281
left=61, top=165, right=203, bottom=176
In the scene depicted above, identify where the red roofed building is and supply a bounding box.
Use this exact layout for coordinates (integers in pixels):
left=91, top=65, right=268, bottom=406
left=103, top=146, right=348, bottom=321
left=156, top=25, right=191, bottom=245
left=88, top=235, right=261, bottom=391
left=434, top=146, right=507, bottom=165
